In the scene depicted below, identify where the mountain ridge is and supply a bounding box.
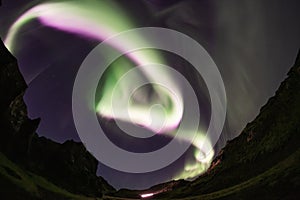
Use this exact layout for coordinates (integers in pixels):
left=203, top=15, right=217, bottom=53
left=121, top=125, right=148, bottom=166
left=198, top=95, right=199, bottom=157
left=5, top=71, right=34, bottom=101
left=0, top=38, right=115, bottom=199
left=152, top=50, right=300, bottom=199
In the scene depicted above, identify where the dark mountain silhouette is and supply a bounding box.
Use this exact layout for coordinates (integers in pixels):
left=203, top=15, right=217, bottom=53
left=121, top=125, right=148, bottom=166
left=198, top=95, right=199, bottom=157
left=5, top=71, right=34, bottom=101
left=0, top=38, right=115, bottom=199
left=116, top=50, right=300, bottom=199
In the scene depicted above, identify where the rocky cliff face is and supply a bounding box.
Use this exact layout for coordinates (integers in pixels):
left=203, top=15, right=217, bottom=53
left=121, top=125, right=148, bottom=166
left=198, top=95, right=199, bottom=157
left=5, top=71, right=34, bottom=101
left=144, top=50, right=300, bottom=199
left=0, top=38, right=115, bottom=198
left=111, top=51, right=300, bottom=199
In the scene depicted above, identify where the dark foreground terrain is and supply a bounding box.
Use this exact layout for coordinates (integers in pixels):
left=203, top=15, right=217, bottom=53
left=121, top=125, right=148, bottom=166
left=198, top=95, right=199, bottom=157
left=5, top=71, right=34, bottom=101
left=0, top=36, right=299, bottom=199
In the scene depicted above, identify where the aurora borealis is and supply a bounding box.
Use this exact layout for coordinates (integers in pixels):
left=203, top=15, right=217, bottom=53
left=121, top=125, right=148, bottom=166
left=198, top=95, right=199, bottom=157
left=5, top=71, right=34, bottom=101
left=1, top=0, right=300, bottom=190
left=4, top=0, right=218, bottom=181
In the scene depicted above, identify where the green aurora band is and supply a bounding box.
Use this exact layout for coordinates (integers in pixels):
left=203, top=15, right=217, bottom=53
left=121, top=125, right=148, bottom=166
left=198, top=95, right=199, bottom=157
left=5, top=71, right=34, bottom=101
left=4, top=0, right=214, bottom=181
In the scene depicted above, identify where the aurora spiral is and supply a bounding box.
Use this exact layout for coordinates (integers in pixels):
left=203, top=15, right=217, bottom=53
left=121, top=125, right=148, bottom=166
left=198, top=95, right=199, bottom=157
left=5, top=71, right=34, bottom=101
left=4, top=0, right=223, bottom=183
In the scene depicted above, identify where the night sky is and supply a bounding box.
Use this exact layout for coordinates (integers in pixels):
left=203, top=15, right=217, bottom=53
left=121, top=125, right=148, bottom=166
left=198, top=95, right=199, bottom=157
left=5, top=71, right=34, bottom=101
left=1, top=0, right=300, bottom=189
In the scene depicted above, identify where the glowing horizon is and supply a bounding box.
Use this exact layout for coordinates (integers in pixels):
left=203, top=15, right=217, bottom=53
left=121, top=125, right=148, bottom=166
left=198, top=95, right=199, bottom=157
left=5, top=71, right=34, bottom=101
left=140, top=193, right=154, bottom=198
